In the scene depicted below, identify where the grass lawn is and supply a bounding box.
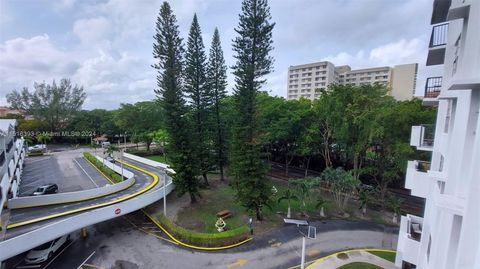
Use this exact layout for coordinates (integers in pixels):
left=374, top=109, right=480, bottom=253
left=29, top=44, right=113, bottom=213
left=145, top=154, right=171, bottom=166
left=337, top=262, right=383, bottom=269
left=368, top=251, right=396, bottom=263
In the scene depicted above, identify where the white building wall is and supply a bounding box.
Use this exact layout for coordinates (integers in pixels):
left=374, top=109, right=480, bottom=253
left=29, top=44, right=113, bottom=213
left=396, top=0, right=480, bottom=268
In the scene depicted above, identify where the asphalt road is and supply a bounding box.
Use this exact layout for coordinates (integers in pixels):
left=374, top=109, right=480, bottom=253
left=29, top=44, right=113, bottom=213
left=5, top=154, right=157, bottom=239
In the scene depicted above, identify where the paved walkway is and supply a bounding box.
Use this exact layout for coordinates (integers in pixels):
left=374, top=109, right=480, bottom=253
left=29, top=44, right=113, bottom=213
left=308, top=250, right=397, bottom=269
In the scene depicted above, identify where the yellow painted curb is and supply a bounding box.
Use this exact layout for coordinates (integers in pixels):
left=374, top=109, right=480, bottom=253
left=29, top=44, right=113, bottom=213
left=7, top=157, right=135, bottom=209
left=6, top=160, right=159, bottom=229
left=141, top=210, right=253, bottom=251
left=303, top=248, right=396, bottom=269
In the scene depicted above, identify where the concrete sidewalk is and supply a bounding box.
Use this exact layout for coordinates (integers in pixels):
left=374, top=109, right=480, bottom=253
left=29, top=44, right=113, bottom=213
left=307, top=250, right=396, bottom=269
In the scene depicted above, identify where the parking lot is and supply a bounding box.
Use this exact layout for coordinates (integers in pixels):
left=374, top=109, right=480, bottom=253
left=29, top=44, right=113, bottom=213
left=18, top=149, right=108, bottom=197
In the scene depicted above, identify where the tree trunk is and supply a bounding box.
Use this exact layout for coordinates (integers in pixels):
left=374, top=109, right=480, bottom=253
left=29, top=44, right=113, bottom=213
left=320, top=207, right=325, bottom=217
left=190, top=192, right=197, bottom=204
left=287, top=206, right=291, bottom=218
left=255, top=206, right=263, bottom=221
left=220, top=165, right=225, bottom=182
left=202, top=172, right=209, bottom=186
left=304, top=156, right=311, bottom=178
left=362, top=206, right=367, bottom=216
left=146, top=142, right=151, bottom=151
left=393, top=213, right=398, bottom=224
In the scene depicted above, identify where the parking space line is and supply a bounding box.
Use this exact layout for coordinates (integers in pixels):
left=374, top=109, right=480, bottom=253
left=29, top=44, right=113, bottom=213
left=74, top=159, right=99, bottom=187
left=81, top=263, right=106, bottom=269
left=77, top=251, right=96, bottom=269
left=43, top=238, right=75, bottom=269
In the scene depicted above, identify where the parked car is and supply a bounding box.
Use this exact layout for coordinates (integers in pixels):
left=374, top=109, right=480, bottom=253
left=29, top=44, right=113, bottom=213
left=105, top=156, right=115, bottom=163
left=24, top=234, right=70, bottom=264
left=32, top=184, right=58, bottom=196
left=28, top=144, right=46, bottom=152
left=101, top=141, right=111, bottom=147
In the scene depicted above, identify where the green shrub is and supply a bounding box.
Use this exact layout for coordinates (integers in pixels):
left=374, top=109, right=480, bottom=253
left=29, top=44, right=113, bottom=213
left=156, top=214, right=250, bottom=247
left=126, top=148, right=163, bottom=157
left=28, top=152, right=44, bottom=157
left=83, top=152, right=123, bottom=183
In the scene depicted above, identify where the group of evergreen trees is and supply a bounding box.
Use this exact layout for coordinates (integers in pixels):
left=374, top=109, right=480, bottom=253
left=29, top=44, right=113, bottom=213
left=153, top=0, right=274, bottom=219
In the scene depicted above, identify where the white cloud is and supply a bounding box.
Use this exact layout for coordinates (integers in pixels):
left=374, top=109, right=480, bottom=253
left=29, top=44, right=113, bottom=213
left=73, top=17, right=112, bottom=45
left=0, top=35, right=79, bottom=90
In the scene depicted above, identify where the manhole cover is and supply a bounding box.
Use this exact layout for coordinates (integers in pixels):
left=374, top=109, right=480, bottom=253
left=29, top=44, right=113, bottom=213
left=337, top=253, right=349, bottom=260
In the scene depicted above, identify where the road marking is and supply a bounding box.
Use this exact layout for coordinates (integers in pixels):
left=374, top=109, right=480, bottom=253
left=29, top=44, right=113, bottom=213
left=16, top=265, right=41, bottom=268
left=77, top=251, right=96, bottom=269
left=227, top=259, right=247, bottom=268
left=122, top=216, right=178, bottom=245
left=43, top=238, right=75, bottom=269
left=81, top=264, right=106, bottom=269
left=74, top=159, right=99, bottom=187
left=7, top=160, right=157, bottom=229
left=307, top=249, right=320, bottom=257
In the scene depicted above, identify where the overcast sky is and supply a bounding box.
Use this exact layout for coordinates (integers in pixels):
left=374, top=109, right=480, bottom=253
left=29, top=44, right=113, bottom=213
left=0, top=0, right=434, bottom=109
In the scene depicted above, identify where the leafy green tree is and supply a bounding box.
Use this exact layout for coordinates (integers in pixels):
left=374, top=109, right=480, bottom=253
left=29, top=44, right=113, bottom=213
left=277, top=188, right=298, bottom=218
left=230, top=0, right=275, bottom=220
left=114, top=101, right=162, bottom=151
left=291, top=178, right=315, bottom=216
left=6, top=79, right=86, bottom=132
left=36, top=133, right=51, bottom=150
left=153, top=2, right=200, bottom=203
left=358, top=187, right=374, bottom=216
left=184, top=14, right=212, bottom=186
left=387, top=195, right=403, bottom=224
left=364, top=98, right=436, bottom=206
left=315, top=197, right=328, bottom=218
left=320, top=167, right=360, bottom=214
left=150, top=129, right=169, bottom=162
left=324, top=84, right=390, bottom=180
left=206, top=28, right=228, bottom=181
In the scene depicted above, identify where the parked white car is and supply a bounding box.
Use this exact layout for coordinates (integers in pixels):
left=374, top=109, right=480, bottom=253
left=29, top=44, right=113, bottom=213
left=24, top=234, right=70, bottom=264
left=28, top=144, right=46, bottom=151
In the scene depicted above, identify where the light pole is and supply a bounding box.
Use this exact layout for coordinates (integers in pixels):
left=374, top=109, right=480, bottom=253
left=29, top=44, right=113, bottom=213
left=283, top=218, right=316, bottom=269
left=163, top=171, right=167, bottom=216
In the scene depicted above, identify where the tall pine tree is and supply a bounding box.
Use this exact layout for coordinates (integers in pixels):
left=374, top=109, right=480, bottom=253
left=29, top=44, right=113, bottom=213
left=153, top=2, right=200, bottom=203
left=231, top=0, right=275, bottom=220
left=206, top=28, right=228, bottom=182
left=184, top=14, right=212, bottom=186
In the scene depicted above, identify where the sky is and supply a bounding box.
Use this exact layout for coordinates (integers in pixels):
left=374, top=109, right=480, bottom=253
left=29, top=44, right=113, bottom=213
left=0, top=0, right=435, bottom=109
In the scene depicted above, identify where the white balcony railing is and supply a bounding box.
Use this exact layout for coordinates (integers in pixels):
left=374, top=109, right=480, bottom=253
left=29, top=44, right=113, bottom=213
left=411, top=125, right=435, bottom=151
left=405, top=161, right=431, bottom=198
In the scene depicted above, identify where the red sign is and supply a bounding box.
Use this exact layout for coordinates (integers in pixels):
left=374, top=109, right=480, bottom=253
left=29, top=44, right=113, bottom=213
left=115, top=208, right=121, bottom=215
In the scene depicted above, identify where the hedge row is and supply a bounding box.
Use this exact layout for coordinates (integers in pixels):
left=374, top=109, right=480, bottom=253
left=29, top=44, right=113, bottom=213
left=27, top=152, right=44, bottom=157
left=83, top=152, right=123, bottom=183
left=156, top=214, right=250, bottom=248
left=125, top=148, right=163, bottom=157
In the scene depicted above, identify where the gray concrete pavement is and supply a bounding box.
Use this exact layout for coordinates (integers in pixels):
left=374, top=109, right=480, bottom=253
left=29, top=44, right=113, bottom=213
left=80, top=214, right=398, bottom=269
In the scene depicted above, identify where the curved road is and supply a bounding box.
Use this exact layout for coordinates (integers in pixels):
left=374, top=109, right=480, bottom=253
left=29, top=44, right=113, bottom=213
left=4, top=157, right=164, bottom=240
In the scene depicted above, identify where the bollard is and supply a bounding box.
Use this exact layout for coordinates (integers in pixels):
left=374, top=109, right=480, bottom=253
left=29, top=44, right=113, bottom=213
left=81, top=228, right=88, bottom=238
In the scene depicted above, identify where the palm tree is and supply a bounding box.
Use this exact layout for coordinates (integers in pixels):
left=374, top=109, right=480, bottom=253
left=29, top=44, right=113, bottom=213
left=315, top=197, right=328, bottom=218
left=37, top=133, right=51, bottom=152
left=358, top=188, right=373, bottom=216
left=277, top=188, right=298, bottom=218
left=387, top=195, right=403, bottom=224
left=292, top=179, right=314, bottom=216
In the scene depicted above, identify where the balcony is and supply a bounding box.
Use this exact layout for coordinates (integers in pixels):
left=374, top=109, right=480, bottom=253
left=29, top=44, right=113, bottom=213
left=397, top=215, right=423, bottom=266
left=410, top=125, right=435, bottom=151
left=426, top=23, right=448, bottom=66
left=423, top=77, right=442, bottom=105
left=405, top=161, right=431, bottom=198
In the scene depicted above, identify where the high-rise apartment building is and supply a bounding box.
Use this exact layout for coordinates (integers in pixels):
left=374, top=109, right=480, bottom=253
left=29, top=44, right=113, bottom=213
left=395, top=0, right=480, bottom=268
left=286, top=61, right=418, bottom=101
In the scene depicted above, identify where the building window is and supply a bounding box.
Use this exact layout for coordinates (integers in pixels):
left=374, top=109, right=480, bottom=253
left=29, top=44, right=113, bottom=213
left=452, top=34, right=461, bottom=76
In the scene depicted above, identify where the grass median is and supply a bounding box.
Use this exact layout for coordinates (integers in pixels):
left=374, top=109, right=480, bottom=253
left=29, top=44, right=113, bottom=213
left=83, top=152, right=123, bottom=183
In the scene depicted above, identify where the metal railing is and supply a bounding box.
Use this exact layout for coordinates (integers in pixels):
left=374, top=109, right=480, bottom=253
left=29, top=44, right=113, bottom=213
left=425, top=76, right=442, bottom=98
left=429, top=23, right=448, bottom=48
left=421, top=124, right=435, bottom=148
left=416, top=161, right=431, bottom=173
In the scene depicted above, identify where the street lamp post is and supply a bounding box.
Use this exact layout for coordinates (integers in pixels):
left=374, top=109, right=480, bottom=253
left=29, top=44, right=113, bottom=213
left=283, top=218, right=316, bottom=269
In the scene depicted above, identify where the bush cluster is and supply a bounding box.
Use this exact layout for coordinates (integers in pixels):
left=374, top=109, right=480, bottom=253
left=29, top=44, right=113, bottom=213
left=125, top=147, right=163, bottom=157
left=27, top=151, right=44, bottom=157
left=156, top=214, right=250, bottom=247
left=83, top=152, right=123, bottom=183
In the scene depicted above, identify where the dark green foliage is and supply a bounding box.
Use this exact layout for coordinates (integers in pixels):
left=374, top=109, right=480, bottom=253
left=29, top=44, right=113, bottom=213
left=207, top=28, right=228, bottom=181
left=153, top=2, right=200, bottom=203
left=230, top=0, right=275, bottom=220
left=184, top=14, right=212, bottom=186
